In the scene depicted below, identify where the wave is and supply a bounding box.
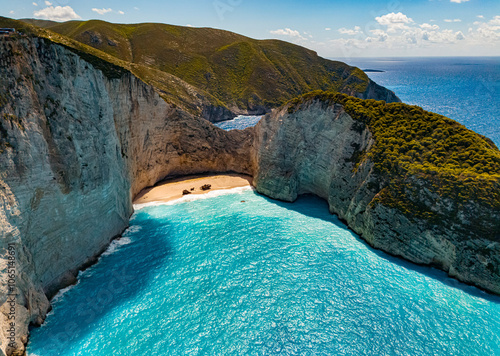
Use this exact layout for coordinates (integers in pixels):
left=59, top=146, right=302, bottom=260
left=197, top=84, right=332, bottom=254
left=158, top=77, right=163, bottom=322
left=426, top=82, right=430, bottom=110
left=214, top=115, right=263, bottom=130
left=133, top=186, right=255, bottom=210
left=51, top=275, right=82, bottom=304
left=49, top=226, right=138, bottom=304
left=101, top=236, right=133, bottom=257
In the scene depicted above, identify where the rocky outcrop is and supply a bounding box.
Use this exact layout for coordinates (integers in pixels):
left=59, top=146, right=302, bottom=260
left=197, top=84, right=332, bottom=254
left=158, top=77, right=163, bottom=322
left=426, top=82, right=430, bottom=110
left=252, top=99, right=500, bottom=296
left=105, top=72, right=253, bottom=198
left=360, top=79, right=399, bottom=103
left=0, top=36, right=252, bottom=356
left=14, top=17, right=400, bottom=124
left=1, top=34, right=497, bottom=356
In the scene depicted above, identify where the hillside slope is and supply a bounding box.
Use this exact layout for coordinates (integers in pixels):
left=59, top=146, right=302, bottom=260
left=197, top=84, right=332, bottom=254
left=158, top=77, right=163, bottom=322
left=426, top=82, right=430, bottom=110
left=20, top=18, right=399, bottom=120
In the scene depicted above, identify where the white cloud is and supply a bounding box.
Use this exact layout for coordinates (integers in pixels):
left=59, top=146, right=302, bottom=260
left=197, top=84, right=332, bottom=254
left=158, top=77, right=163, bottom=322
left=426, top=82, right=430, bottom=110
left=376, top=12, right=413, bottom=25
left=338, top=26, right=361, bottom=35
left=368, top=29, right=388, bottom=42
left=186, top=24, right=193, bottom=27
left=477, top=15, right=484, bottom=19
left=44, top=1, right=52, bottom=5
left=456, top=31, right=465, bottom=40
left=450, top=0, right=469, bottom=3
left=325, top=27, right=331, bottom=31
left=470, top=15, right=500, bottom=42
left=33, top=5, right=81, bottom=22
left=92, top=8, right=113, bottom=15
left=9, top=10, right=14, bottom=14
left=376, top=12, right=414, bottom=32
left=134, top=7, right=139, bottom=10
left=310, top=12, right=499, bottom=57
left=118, top=10, right=124, bottom=15
left=270, top=28, right=306, bottom=40
left=420, top=23, right=440, bottom=30
left=444, top=19, right=462, bottom=23
left=33, top=2, right=38, bottom=6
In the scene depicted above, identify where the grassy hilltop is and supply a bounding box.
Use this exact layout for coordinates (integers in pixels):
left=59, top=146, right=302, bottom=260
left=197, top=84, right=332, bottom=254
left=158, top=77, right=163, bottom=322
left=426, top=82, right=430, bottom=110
left=289, top=91, right=500, bottom=234
left=16, top=18, right=397, bottom=119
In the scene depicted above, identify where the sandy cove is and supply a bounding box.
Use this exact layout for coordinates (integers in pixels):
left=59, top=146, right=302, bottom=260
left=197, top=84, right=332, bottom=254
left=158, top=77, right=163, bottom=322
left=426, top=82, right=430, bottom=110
left=133, top=173, right=253, bottom=204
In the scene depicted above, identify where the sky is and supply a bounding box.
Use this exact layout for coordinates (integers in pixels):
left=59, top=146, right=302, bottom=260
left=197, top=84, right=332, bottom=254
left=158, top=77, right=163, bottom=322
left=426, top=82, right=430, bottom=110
left=1, top=0, right=499, bottom=58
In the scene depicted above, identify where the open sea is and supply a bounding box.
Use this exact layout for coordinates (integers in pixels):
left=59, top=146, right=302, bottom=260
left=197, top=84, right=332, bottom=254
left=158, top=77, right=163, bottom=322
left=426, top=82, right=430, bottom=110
left=28, top=58, right=500, bottom=355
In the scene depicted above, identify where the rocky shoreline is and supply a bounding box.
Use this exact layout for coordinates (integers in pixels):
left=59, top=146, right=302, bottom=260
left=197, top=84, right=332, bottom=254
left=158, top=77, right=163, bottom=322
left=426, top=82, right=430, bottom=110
left=0, top=34, right=498, bottom=356
left=251, top=97, right=499, bottom=296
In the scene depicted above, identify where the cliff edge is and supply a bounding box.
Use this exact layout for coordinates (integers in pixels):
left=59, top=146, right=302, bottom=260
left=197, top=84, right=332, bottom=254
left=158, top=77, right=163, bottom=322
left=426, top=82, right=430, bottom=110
left=252, top=92, right=500, bottom=296
left=0, top=29, right=498, bottom=356
left=0, top=35, right=252, bottom=356
left=19, top=18, right=400, bottom=121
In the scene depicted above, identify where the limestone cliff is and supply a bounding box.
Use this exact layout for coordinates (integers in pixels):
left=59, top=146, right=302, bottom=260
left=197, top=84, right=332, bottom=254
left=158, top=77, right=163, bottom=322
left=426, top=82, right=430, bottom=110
left=1, top=33, right=498, bottom=356
left=0, top=36, right=252, bottom=356
left=252, top=96, right=500, bottom=296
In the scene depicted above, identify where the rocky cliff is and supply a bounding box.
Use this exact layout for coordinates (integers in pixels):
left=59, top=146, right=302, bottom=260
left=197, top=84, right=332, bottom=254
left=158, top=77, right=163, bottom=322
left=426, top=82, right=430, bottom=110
left=0, top=36, right=252, bottom=356
left=1, top=33, right=498, bottom=356
left=252, top=94, right=500, bottom=297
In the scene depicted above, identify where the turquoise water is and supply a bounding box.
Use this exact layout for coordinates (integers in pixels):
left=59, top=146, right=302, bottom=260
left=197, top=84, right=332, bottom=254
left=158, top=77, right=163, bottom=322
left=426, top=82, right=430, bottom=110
left=214, top=115, right=263, bottom=131
left=28, top=189, right=500, bottom=355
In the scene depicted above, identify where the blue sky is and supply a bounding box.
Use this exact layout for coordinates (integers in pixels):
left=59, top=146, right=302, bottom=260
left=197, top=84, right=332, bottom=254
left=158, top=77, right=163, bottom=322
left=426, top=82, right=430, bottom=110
left=1, top=0, right=499, bottom=57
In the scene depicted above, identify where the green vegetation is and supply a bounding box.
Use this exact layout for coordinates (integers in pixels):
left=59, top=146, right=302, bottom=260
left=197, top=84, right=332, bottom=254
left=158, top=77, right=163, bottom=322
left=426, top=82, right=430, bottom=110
left=288, top=91, right=500, bottom=226
left=0, top=91, right=11, bottom=108
left=12, top=18, right=379, bottom=116
left=0, top=17, right=220, bottom=115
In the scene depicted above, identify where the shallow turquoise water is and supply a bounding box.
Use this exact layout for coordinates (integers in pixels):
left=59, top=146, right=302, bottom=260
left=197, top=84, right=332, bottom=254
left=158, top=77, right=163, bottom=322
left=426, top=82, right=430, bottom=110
left=214, top=115, right=263, bottom=131
left=28, top=189, right=500, bottom=355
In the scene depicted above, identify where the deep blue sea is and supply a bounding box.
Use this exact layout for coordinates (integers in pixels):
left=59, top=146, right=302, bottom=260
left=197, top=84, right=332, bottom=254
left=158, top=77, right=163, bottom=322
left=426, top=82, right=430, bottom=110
left=28, top=58, right=500, bottom=355
left=28, top=190, right=500, bottom=355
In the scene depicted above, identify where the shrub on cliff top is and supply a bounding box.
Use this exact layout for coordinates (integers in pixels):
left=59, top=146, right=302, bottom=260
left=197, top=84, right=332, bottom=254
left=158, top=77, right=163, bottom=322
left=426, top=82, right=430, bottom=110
left=288, top=91, right=500, bottom=222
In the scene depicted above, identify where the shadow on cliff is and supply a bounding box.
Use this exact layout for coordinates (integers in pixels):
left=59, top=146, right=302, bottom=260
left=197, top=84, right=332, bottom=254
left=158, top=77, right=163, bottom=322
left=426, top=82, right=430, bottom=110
left=265, top=193, right=500, bottom=304
left=27, top=214, right=176, bottom=355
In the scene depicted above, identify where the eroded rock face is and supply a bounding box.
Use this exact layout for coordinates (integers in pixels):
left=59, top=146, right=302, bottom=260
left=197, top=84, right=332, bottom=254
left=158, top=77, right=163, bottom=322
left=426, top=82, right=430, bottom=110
left=105, top=72, right=253, bottom=198
left=0, top=37, right=252, bottom=355
left=360, top=80, right=399, bottom=103
left=252, top=100, right=500, bottom=296
left=0, top=35, right=497, bottom=356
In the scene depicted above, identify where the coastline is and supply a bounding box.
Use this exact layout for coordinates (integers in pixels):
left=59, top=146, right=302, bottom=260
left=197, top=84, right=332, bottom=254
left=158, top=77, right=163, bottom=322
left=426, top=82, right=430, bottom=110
left=133, top=173, right=254, bottom=205
left=47, top=174, right=253, bottom=310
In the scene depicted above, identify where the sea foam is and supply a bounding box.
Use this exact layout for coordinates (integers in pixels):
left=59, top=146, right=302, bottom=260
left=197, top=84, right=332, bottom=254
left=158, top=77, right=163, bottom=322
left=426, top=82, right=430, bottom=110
left=133, top=186, right=255, bottom=210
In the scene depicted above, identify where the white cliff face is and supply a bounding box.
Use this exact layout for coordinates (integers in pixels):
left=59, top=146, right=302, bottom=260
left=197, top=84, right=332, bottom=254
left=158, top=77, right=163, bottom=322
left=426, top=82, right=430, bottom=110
left=253, top=101, right=375, bottom=203
left=252, top=99, right=500, bottom=298
left=0, top=37, right=253, bottom=356
left=0, top=35, right=498, bottom=356
left=0, top=37, right=132, bottom=356
left=106, top=74, right=253, bottom=198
